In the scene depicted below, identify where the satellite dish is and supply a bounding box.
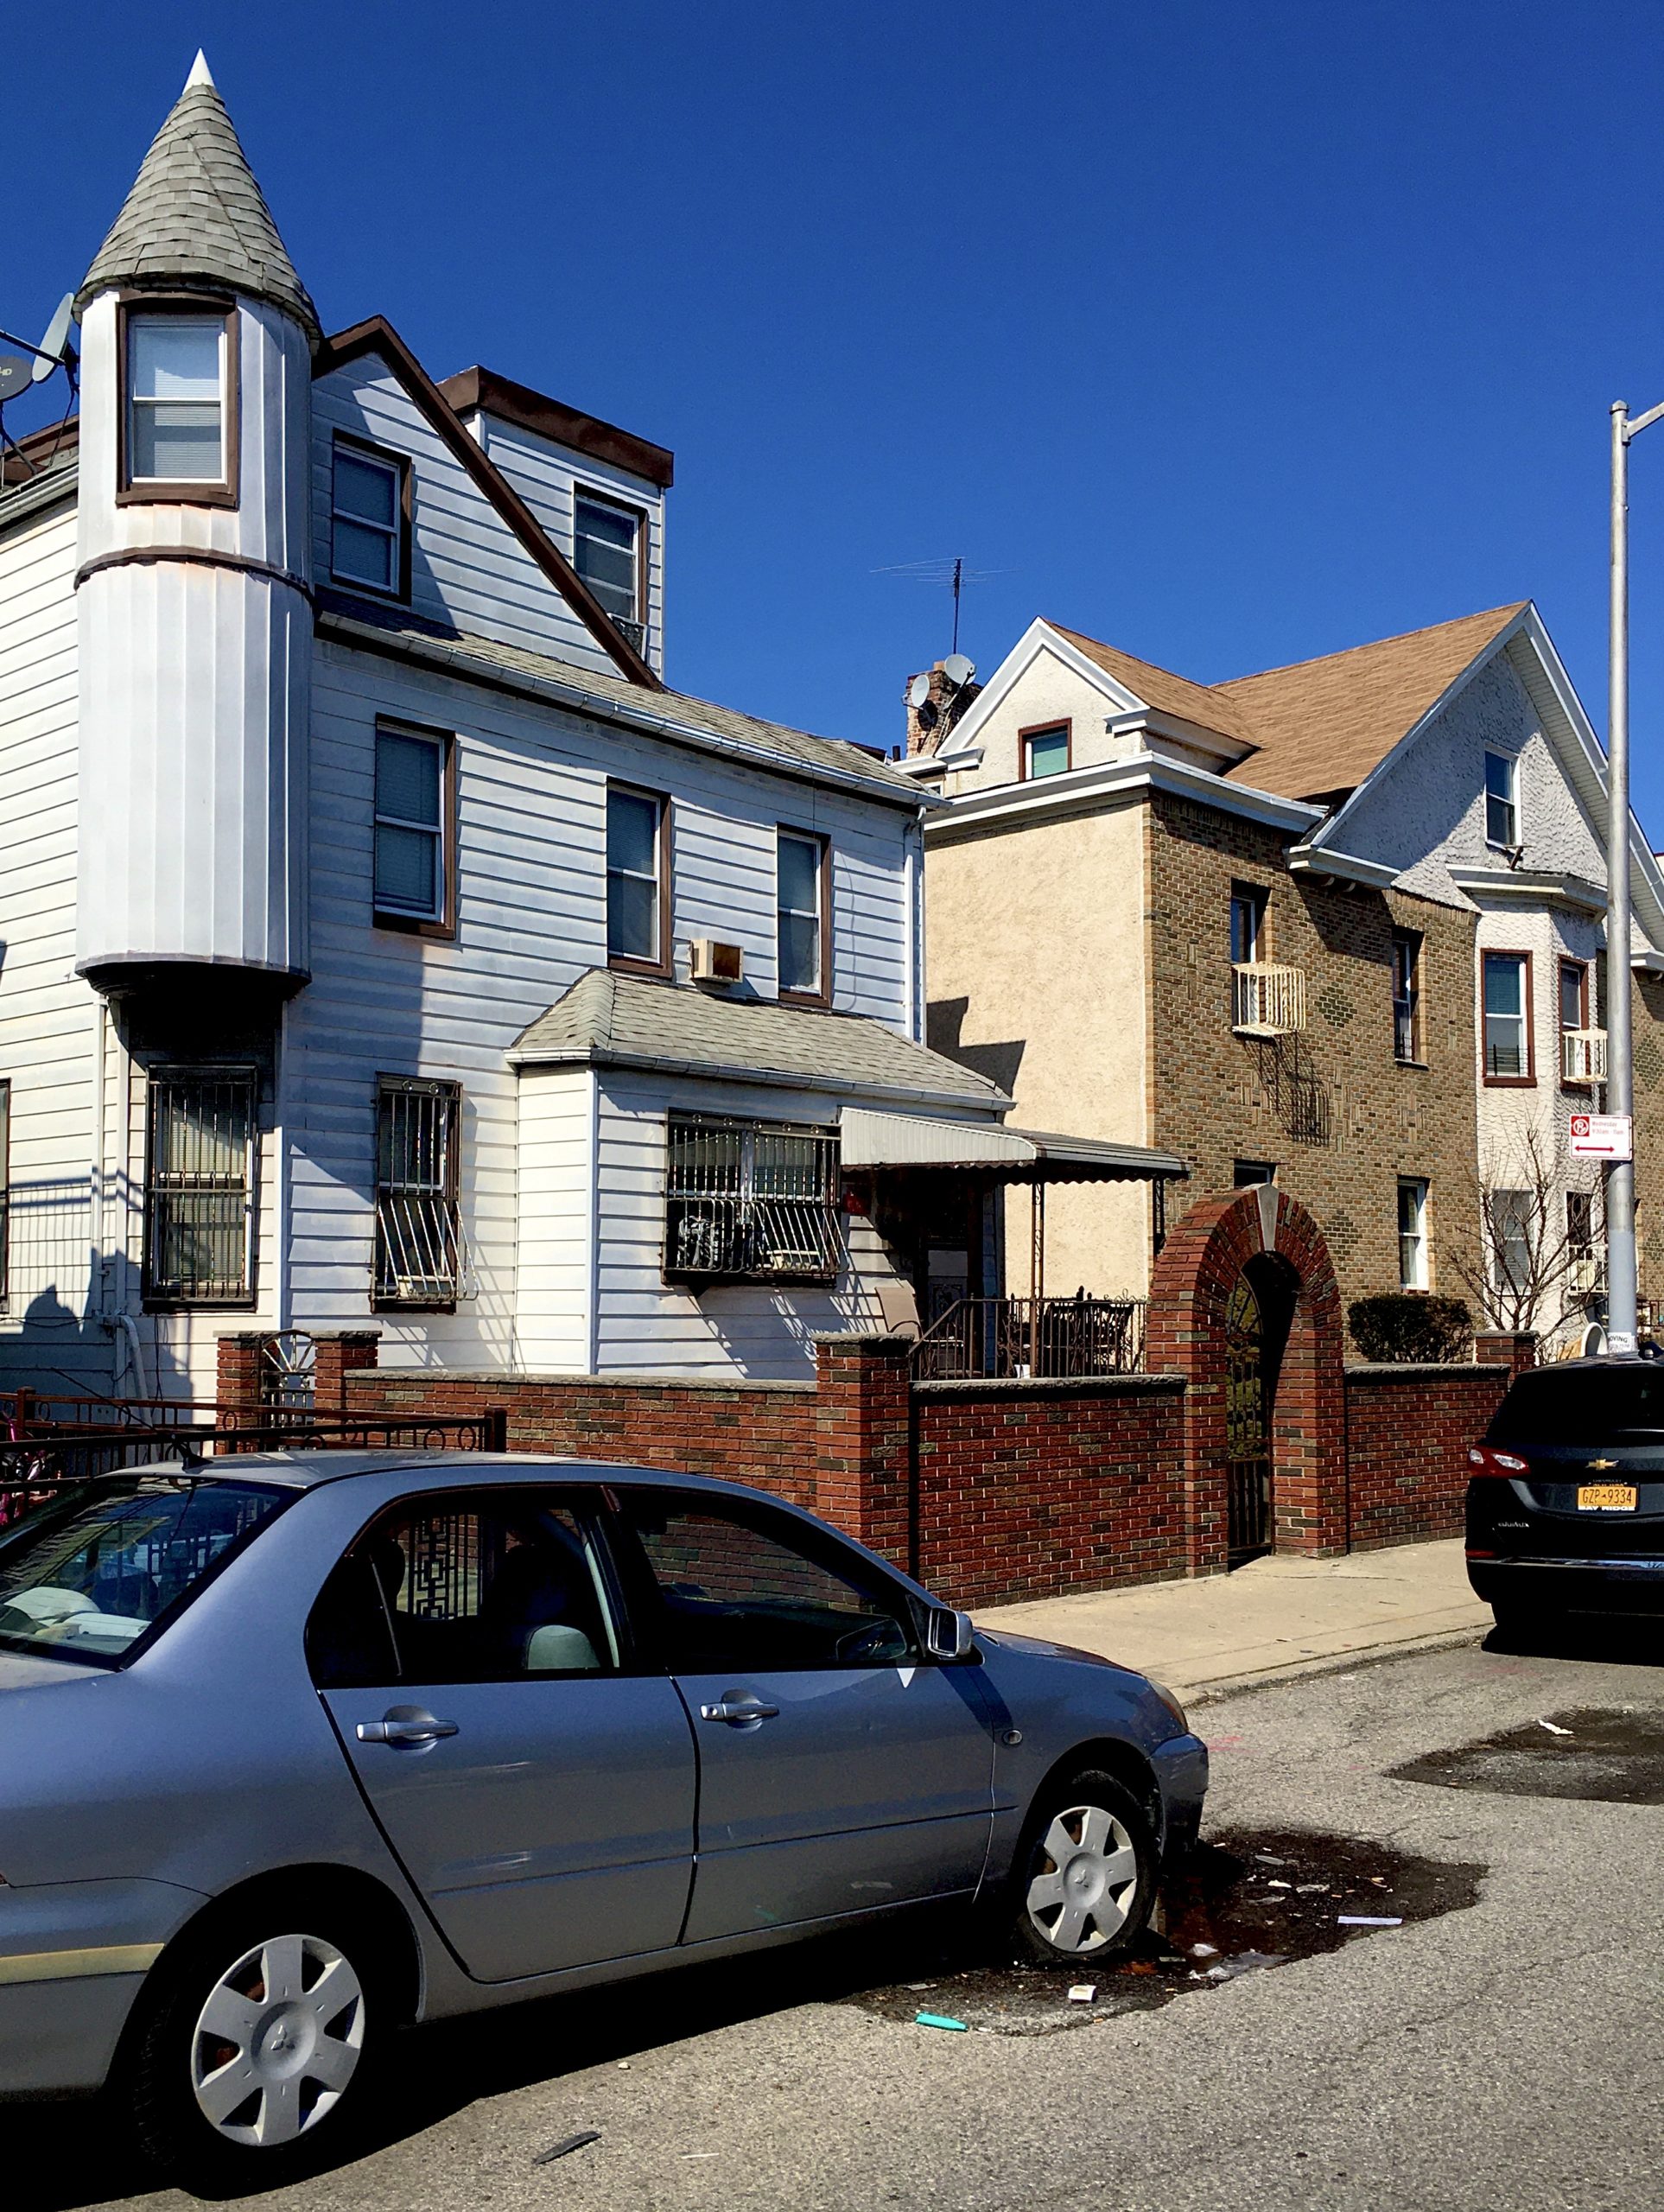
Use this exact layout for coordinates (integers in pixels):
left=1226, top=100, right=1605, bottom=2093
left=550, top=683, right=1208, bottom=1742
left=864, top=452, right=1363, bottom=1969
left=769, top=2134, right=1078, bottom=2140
left=943, top=652, right=975, bottom=688
left=906, top=672, right=931, bottom=709
left=31, top=294, right=74, bottom=385
left=0, top=357, right=34, bottom=403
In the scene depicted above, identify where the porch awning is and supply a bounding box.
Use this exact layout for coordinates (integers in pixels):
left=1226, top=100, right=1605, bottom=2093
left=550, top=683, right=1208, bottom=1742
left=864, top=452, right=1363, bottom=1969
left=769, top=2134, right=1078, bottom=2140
left=838, top=1109, right=1186, bottom=1184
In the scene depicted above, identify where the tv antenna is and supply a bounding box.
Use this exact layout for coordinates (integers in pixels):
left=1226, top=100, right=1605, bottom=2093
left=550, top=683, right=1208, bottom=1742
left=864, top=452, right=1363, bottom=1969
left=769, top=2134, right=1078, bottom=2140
left=873, top=555, right=1004, bottom=656
left=0, top=292, right=79, bottom=480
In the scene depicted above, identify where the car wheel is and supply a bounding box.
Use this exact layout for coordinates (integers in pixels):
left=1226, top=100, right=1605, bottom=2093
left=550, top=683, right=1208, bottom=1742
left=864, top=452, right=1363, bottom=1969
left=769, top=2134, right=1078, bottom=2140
left=129, top=1911, right=382, bottom=2188
left=1007, top=1767, right=1159, bottom=1967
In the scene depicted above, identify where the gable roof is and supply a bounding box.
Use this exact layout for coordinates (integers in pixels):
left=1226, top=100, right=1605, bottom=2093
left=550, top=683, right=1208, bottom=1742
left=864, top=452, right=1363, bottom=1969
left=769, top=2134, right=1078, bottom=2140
left=1048, top=623, right=1259, bottom=749
left=509, top=969, right=1007, bottom=1109
left=320, top=594, right=927, bottom=805
left=314, top=316, right=661, bottom=690
left=75, top=54, right=320, bottom=340
left=1215, top=603, right=1527, bottom=800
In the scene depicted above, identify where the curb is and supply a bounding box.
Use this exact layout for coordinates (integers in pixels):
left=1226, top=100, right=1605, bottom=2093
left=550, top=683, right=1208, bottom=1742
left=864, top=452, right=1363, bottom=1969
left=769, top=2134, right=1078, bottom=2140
left=1181, top=1620, right=1491, bottom=1707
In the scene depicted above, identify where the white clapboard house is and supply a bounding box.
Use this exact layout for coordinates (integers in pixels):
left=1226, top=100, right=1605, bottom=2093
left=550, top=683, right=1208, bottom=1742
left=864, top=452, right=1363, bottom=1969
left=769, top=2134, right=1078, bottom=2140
left=0, top=59, right=1177, bottom=1399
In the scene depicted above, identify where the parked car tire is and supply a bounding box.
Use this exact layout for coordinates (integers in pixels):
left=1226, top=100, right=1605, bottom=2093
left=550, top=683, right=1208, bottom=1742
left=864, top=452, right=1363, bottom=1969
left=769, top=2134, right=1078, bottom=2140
left=127, top=1903, right=384, bottom=2190
left=1006, top=1767, right=1159, bottom=1967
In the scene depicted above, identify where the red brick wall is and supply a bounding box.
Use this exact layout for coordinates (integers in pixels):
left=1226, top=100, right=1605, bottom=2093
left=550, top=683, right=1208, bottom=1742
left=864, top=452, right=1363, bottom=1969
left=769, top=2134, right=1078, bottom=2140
left=1344, top=1363, right=1508, bottom=1550
left=912, top=1376, right=1188, bottom=1608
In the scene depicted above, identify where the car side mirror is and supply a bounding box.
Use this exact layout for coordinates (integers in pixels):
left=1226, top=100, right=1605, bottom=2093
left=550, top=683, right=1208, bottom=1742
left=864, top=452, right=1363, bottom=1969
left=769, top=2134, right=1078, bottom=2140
left=924, top=1606, right=975, bottom=1662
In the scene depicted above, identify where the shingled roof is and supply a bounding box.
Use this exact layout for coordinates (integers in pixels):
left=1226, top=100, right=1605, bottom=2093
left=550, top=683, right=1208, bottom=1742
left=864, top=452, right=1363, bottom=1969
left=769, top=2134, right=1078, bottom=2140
left=510, top=970, right=1008, bottom=1108
left=76, top=54, right=319, bottom=340
left=1046, top=603, right=1527, bottom=805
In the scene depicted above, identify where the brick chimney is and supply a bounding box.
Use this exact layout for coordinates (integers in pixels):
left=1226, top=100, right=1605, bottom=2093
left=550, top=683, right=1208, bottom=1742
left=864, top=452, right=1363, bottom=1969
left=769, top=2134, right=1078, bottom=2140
left=904, top=662, right=981, bottom=758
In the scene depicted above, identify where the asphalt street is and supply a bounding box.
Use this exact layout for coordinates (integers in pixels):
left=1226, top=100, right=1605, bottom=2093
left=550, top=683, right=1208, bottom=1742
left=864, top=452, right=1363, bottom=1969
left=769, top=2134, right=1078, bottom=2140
left=13, top=1618, right=1663, bottom=2212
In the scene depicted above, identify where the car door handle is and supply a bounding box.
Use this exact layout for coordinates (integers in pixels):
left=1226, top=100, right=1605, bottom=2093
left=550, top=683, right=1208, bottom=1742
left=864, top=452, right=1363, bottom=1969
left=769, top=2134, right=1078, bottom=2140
left=699, top=1697, right=781, bottom=1726
left=357, top=1710, right=460, bottom=1747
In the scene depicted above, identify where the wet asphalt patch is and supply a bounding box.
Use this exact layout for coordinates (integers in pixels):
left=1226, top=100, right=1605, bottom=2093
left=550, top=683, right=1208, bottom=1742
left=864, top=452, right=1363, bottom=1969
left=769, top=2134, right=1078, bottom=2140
left=846, top=1827, right=1484, bottom=2037
left=1389, top=1706, right=1664, bottom=1806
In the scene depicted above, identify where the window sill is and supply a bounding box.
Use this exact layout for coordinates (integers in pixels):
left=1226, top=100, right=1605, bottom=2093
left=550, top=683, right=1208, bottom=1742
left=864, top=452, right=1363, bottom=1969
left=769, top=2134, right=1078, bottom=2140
left=608, top=953, right=672, bottom=979
left=143, top=1295, right=257, bottom=1313
left=778, top=989, right=831, bottom=1012
left=1394, top=1058, right=1430, bottom=1071
left=372, top=1297, right=459, bottom=1314
left=1483, top=1075, right=1537, bottom=1089
left=666, top=1271, right=840, bottom=1291
left=117, top=481, right=238, bottom=509
left=375, top=908, right=454, bottom=940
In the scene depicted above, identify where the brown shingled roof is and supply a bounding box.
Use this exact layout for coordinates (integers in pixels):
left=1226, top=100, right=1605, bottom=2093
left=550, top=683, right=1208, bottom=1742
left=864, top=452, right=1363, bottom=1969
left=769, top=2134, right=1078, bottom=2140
left=1045, top=603, right=1528, bottom=805
left=1215, top=604, right=1527, bottom=800
left=1049, top=624, right=1260, bottom=750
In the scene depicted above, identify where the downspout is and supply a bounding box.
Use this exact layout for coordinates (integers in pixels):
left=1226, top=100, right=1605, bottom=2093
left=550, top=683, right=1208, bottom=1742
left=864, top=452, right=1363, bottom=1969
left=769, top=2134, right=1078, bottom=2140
left=273, top=1000, right=291, bottom=1331
left=905, top=812, right=926, bottom=1043
left=116, top=1313, right=149, bottom=1403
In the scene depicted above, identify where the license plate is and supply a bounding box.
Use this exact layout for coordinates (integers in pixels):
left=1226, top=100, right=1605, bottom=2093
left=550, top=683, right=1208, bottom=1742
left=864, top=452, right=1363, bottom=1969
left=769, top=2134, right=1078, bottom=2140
left=1578, top=1483, right=1638, bottom=1511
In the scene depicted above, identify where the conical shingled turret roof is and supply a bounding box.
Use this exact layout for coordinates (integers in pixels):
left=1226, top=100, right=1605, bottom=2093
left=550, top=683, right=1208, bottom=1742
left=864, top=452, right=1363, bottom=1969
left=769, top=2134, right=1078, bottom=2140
left=75, top=54, right=319, bottom=340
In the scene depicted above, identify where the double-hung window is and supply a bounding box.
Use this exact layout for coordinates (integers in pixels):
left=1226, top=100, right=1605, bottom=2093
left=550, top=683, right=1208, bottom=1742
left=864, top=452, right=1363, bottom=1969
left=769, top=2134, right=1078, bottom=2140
left=1230, top=884, right=1266, bottom=966
left=332, top=438, right=405, bottom=595
left=374, top=724, right=451, bottom=928
left=574, top=491, right=644, bottom=646
left=777, top=829, right=828, bottom=1000
left=1484, top=751, right=1520, bottom=849
left=143, top=1068, right=256, bottom=1305
left=1021, top=722, right=1071, bottom=779
left=375, top=1078, right=462, bottom=1306
left=1397, top=1177, right=1429, bottom=1291
left=1392, top=930, right=1423, bottom=1063
left=1482, top=951, right=1532, bottom=1081
left=1493, top=1189, right=1534, bottom=1299
left=664, top=1116, right=842, bottom=1284
left=606, top=785, right=667, bottom=969
left=122, top=308, right=235, bottom=497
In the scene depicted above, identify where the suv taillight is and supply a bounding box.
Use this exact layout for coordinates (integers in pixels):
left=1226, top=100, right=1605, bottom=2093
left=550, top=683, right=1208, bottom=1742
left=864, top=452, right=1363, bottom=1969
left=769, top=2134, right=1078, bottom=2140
left=1467, top=1444, right=1529, bottom=1477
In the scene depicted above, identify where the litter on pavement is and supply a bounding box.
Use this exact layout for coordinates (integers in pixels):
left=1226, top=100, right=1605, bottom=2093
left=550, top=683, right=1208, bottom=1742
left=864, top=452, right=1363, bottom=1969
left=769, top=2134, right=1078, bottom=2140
left=533, top=2131, right=601, bottom=2164
left=915, top=2011, right=969, bottom=2031
left=1538, top=1719, right=1573, bottom=1736
left=1337, top=1915, right=1403, bottom=1927
left=1067, top=1984, right=1097, bottom=2003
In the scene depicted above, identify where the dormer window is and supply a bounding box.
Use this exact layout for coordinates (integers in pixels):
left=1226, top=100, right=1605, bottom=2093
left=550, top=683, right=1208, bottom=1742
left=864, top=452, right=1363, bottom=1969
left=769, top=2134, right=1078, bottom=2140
left=119, top=302, right=238, bottom=505
left=574, top=488, right=645, bottom=645
left=332, top=435, right=409, bottom=598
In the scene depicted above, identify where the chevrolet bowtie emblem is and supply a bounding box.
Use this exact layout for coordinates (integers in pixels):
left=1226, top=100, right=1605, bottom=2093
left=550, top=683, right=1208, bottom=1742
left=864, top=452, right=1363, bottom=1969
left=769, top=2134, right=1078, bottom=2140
left=1587, top=1458, right=1617, bottom=1471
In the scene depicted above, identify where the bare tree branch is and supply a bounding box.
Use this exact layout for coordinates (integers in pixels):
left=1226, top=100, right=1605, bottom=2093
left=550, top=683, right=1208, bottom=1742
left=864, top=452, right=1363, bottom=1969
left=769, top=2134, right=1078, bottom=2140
left=1440, top=1126, right=1604, bottom=1336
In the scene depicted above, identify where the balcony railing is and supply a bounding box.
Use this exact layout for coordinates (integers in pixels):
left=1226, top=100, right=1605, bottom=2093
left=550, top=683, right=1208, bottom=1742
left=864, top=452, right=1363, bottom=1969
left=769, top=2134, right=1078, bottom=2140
left=911, top=1295, right=1146, bottom=1382
left=1232, top=963, right=1307, bottom=1037
left=1561, top=1027, right=1608, bottom=1083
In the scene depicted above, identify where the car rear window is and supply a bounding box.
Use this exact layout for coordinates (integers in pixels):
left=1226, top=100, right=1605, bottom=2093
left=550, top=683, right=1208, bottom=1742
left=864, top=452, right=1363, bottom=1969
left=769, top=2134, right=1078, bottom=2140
left=0, top=1474, right=289, bottom=1666
left=1488, top=1364, right=1664, bottom=1448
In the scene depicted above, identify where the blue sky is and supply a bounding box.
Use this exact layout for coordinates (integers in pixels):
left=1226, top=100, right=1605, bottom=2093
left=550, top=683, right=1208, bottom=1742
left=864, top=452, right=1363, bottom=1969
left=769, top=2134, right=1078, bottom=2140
left=11, top=3, right=1664, bottom=823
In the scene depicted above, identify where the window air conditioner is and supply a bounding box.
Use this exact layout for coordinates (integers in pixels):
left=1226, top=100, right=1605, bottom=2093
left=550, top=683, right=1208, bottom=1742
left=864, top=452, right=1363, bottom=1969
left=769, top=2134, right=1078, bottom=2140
left=690, top=939, right=744, bottom=985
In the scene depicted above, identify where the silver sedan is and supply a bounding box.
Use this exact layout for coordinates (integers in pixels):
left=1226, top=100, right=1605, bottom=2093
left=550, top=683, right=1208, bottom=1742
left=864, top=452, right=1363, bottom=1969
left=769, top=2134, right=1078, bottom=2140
left=0, top=1452, right=1207, bottom=2190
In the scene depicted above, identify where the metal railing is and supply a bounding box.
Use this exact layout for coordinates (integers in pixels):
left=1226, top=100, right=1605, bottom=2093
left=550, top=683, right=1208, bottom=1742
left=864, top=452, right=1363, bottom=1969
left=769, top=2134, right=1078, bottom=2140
left=1561, top=1027, right=1609, bottom=1083
left=911, top=1295, right=1147, bottom=1382
left=1231, top=963, right=1307, bottom=1037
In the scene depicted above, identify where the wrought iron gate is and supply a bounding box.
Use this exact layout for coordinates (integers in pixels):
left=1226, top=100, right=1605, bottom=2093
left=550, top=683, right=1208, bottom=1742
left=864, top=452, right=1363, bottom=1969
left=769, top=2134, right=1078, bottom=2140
left=1224, top=1274, right=1272, bottom=1563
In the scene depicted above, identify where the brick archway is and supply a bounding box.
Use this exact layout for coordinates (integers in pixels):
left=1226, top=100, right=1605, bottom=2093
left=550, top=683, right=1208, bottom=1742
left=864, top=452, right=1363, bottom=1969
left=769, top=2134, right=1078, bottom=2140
left=1147, top=1185, right=1346, bottom=1573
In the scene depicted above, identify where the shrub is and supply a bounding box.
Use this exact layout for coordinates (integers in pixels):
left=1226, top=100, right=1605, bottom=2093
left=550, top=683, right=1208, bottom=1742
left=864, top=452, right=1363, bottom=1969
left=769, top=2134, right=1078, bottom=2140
left=1347, top=1292, right=1471, bottom=1364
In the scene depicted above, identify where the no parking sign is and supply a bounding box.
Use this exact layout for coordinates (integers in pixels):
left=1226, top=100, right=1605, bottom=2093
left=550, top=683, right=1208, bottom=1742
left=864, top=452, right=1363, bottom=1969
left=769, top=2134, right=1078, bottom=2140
left=1570, top=1111, right=1634, bottom=1160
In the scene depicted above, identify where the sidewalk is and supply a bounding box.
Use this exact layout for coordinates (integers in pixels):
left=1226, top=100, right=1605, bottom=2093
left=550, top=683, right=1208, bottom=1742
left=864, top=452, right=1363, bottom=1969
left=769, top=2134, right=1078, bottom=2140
left=975, top=1537, right=1492, bottom=1702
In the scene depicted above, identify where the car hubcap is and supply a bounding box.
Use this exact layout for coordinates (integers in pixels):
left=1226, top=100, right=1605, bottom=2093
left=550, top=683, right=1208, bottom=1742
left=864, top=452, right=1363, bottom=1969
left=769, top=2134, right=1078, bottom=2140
left=190, top=1933, right=365, bottom=2147
left=1026, top=1803, right=1140, bottom=1954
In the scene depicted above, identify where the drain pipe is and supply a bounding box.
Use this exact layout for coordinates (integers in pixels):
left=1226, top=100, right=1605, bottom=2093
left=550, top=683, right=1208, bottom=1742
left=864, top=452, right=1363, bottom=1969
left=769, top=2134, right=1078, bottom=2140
left=114, top=1311, right=149, bottom=1402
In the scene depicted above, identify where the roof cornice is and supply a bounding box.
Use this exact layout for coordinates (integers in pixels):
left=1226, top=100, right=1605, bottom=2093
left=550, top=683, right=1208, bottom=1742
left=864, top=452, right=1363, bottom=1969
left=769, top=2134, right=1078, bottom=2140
left=924, top=751, right=1324, bottom=840
left=314, top=316, right=661, bottom=689
left=1449, top=865, right=1609, bottom=913
left=508, top=1039, right=1007, bottom=1109
left=440, top=365, right=673, bottom=489
left=1286, top=843, right=1399, bottom=889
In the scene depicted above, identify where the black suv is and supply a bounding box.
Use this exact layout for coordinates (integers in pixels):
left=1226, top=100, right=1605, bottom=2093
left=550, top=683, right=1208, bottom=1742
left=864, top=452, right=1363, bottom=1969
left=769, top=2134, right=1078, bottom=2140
left=1467, top=1359, right=1664, bottom=1630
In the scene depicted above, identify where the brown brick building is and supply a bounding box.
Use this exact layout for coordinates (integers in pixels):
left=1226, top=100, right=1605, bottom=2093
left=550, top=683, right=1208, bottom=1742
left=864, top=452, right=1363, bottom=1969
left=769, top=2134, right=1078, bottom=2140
left=909, top=604, right=1664, bottom=1344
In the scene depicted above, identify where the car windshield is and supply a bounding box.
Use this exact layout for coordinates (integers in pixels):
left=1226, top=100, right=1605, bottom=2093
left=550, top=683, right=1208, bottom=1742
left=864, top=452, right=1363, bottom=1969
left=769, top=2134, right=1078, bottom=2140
left=0, top=1474, right=289, bottom=1665
left=1488, top=1365, right=1664, bottom=1449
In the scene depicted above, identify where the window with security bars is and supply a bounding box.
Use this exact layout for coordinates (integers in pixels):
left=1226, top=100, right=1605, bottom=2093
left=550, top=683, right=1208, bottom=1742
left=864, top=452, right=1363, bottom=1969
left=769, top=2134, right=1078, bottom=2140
left=375, top=1080, right=462, bottom=1306
left=143, top=1069, right=256, bottom=1304
left=664, top=1116, right=842, bottom=1284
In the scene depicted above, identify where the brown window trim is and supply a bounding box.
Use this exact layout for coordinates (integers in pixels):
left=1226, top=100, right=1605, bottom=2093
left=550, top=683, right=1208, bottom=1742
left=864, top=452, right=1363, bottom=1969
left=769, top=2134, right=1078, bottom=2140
left=1559, top=956, right=1593, bottom=1090
left=777, top=825, right=833, bottom=1008
left=1019, top=718, right=1072, bottom=779
left=116, top=292, right=240, bottom=509
left=1482, top=947, right=1536, bottom=1088
left=606, top=781, right=673, bottom=977
left=1392, top=926, right=1426, bottom=1067
left=330, top=430, right=413, bottom=605
left=373, top=720, right=457, bottom=940
left=574, top=482, right=651, bottom=633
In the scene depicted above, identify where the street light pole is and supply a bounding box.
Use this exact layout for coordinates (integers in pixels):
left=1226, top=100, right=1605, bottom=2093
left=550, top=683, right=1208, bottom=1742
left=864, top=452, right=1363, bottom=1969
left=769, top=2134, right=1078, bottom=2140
left=1606, top=397, right=1664, bottom=1353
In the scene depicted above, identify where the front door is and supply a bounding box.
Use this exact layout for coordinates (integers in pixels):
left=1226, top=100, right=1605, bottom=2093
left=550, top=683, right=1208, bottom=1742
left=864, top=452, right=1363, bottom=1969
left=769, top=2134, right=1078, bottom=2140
left=1225, top=1274, right=1272, bottom=1563
left=609, top=1491, right=995, bottom=1944
left=309, top=1485, right=696, bottom=1984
